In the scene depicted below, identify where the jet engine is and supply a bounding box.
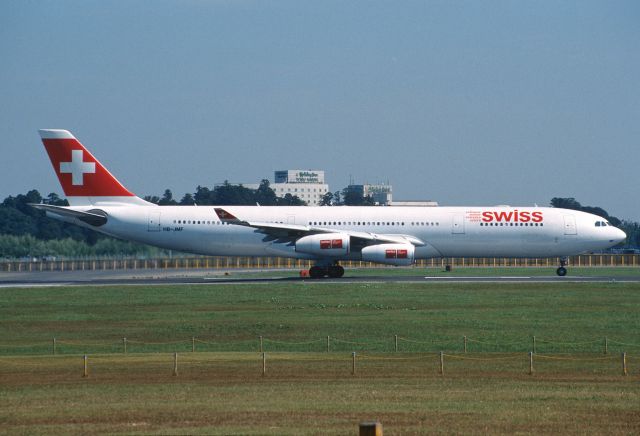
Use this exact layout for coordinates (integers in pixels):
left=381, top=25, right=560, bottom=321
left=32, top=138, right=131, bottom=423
left=361, top=243, right=415, bottom=266
left=295, top=233, right=350, bottom=256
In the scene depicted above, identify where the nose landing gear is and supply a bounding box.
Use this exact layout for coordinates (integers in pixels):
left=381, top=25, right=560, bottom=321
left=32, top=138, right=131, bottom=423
left=556, top=257, right=568, bottom=276
left=308, top=263, right=345, bottom=279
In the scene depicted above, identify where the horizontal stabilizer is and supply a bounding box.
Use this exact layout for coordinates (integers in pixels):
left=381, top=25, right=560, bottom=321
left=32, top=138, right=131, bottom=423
left=29, top=204, right=108, bottom=226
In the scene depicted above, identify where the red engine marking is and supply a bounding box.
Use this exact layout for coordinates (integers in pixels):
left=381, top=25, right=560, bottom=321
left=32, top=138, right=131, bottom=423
left=320, top=240, right=331, bottom=249
left=397, top=249, right=408, bottom=259
left=385, top=249, right=397, bottom=259
left=331, top=239, right=343, bottom=249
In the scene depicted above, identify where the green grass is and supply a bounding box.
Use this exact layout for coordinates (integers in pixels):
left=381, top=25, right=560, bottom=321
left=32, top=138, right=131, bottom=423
left=1, top=281, right=640, bottom=434
left=1, top=282, right=640, bottom=354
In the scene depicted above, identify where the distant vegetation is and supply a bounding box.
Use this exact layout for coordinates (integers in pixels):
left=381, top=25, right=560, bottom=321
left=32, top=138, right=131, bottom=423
left=0, top=187, right=637, bottom=259
left=143, top=180, right=306, bottom=206
left=320, top=187, right=376, bottom=206
left=0, top=182, right=305, bottom=259
left=0, top=190, right=167, bottom=259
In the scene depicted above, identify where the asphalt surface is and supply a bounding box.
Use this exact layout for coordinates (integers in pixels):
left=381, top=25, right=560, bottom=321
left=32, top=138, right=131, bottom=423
left=1, top=268, right=639, bottom=287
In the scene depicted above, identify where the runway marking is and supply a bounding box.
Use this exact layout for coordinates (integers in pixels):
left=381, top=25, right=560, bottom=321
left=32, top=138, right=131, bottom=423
left=424, top=276, right=532, bottom=279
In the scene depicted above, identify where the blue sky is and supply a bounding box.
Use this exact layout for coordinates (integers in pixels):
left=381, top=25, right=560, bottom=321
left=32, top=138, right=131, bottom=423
left=1, top=0, right=638, bottom=220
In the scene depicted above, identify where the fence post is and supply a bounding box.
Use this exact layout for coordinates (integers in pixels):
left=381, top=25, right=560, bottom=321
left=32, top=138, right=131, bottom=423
left=123, top=337, right=127, bottom=354
left=352, top=351, right=356, bottom=375
left=532, top=336, right=536, bottom=354
left=173, top=352, right=178, bottom=376
left=394, top=335, right=398, bottom=352
left=259, top=335, right=263, bottom=353
left=53, top=337, right=56, bottom=355
left=192, top=337, right=195, bottom=353
left=528, top=351, right=534, bottom=375
left=83, top=355, right=88, bottom=378
left=464, top=336, right=467, bottom=353
left=604, top=337, right=608, bottom=355
left=439, top=351, right=444, bottom=376
left=262, top=352, right=266, bottom=377
left=327, top=336, right=330, bottom=353
left=622, top=352, right=627, bottom=376
left=359, top=421, right=383, bottom=436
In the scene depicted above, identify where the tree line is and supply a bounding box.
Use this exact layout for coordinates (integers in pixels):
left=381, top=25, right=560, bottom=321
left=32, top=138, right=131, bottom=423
left=0, top=181, right=306, bottom=259
left=0, top=186, right=637, bottom=259
left=319, top=187, right=376, bottom=206
left=143, top=180, right=306, bottom=206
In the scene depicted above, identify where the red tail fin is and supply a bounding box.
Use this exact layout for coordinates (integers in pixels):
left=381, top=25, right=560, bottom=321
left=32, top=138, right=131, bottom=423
left=39, top=129, right=148, bottom=206
left=40, top=129, right=133, bottom=197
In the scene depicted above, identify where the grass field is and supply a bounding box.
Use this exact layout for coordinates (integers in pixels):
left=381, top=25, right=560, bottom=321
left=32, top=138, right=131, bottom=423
left=1, top=279, right=640, bottom=434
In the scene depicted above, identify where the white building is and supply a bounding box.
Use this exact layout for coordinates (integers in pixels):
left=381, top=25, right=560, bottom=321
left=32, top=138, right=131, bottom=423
left=271, top=170, right=329, bottom=205
left=244, top=170, right=330, bottom=205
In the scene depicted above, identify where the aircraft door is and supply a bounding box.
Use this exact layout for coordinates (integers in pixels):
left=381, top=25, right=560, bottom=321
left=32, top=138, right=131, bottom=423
left=452, top=215, right=465, bottom=234
left=148, top=211, right=161, bottom=232
left=563, top=215, right=577, bottom=235
left=287, top=215, right=295, bottom=225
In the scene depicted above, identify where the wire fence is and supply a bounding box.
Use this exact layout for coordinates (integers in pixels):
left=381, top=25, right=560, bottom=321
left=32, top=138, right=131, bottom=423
left=0, top=350, right=633, bottom=378
left=2, top=335, right=639, bottom=356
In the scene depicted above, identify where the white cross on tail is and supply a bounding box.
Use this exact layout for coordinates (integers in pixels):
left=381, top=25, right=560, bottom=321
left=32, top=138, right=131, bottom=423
left=59, top=150, right=95, bottom=185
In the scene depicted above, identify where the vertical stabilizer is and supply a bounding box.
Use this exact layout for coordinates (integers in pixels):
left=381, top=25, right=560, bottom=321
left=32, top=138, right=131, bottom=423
left=39, top=129, right=150, bottom=206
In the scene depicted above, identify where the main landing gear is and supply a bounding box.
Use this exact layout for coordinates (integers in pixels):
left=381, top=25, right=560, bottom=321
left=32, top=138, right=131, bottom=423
left=556, top=257, right=568, bottom=277
left=308, top=263, right=345, bottom=279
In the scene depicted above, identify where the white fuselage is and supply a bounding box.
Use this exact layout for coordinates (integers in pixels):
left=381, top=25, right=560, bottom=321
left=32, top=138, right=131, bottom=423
left=35, top=129, right=626, bottom=269
left=53, top=205, right=625, bottom=260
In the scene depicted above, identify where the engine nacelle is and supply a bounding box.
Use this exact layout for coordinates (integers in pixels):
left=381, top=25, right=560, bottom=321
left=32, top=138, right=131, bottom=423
left=361, top=243, right=415, bottom=266
left=295, top=233, right=350, bottom=257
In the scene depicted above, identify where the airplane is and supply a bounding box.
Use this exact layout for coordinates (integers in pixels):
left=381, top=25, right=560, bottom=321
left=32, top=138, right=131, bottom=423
left=31, top=129, right=626, bottom=278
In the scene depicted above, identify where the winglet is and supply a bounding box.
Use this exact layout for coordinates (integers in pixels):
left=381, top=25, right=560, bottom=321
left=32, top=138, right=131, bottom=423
left=214, top=208, right=243, bottom=224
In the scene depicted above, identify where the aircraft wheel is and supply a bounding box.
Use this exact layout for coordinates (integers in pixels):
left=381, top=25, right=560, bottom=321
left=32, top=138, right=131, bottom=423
left=309, top=266, right=326, bottom=279
left=556, top=266, right=567, bottom=277
left=328, top=265, right=345, bottom=278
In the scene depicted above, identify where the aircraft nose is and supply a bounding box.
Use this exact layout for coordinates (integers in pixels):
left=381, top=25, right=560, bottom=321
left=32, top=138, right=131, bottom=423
left=614, top=228, right=627, bottom=244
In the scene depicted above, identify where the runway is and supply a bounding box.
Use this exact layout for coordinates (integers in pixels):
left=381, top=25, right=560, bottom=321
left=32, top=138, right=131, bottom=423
left=1, top=268, right=639, bottom=287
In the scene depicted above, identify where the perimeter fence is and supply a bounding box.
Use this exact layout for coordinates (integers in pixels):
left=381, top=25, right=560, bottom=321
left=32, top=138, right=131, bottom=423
left=0, top=350, right=634, bottom=379
left=2, top=334, right=639, bottom=356
left=1, top=254, right=639, bottom=272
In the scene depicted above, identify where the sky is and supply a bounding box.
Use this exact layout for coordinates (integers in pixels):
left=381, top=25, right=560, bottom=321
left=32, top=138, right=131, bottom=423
left=1, top=0, right=638, bottom=220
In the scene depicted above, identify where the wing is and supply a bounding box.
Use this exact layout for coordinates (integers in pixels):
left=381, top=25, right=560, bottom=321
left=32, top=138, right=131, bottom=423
left=213, top=208, right=425, bottom=247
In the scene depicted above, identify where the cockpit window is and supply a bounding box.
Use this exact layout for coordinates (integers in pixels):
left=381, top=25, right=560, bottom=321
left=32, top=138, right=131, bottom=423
left=595, top=222, right=601, bottom=227
left=595, top=221, right=609, bottom=227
